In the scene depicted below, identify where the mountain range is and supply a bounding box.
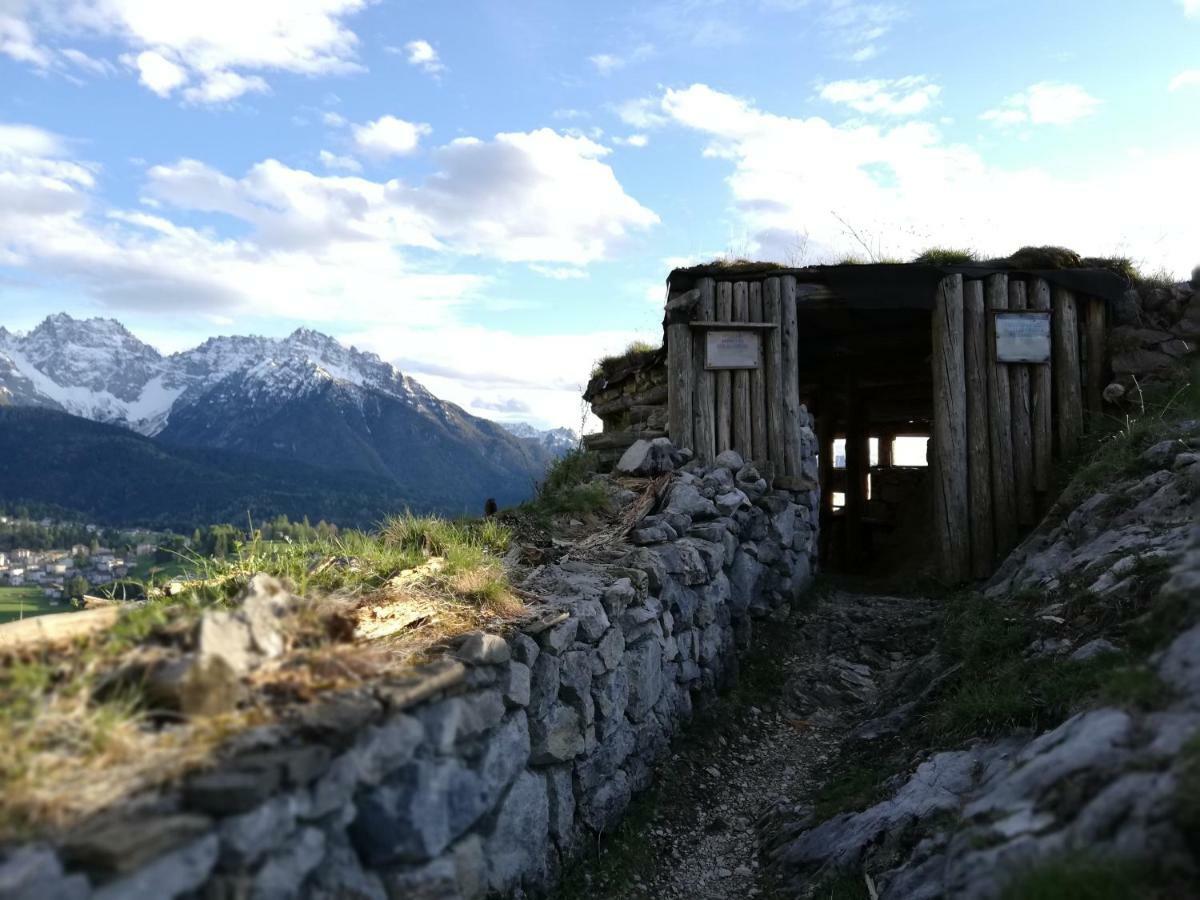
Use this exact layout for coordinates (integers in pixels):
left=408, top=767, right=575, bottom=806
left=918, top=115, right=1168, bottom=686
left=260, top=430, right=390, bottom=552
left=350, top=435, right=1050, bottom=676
left=0, top=315, right=576, bottom=525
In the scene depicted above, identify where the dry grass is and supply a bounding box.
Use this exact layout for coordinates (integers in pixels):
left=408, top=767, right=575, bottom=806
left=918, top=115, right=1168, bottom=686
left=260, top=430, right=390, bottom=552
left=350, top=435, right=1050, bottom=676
left=0, top=512, right=525, bottom=839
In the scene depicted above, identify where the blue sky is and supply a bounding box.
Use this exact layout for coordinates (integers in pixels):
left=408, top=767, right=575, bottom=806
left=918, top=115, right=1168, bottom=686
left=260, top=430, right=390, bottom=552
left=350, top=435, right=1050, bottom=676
left=2, top=0, right=1198, bottom=428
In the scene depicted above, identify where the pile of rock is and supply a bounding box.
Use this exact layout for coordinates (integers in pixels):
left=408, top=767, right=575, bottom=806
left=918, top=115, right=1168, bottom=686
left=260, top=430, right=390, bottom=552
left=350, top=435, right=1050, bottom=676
left=1105, top=276, right=1198, bottom=397
left=582, top=356, right=669, bottom=470
left=0, top=451, right=820, bottom=900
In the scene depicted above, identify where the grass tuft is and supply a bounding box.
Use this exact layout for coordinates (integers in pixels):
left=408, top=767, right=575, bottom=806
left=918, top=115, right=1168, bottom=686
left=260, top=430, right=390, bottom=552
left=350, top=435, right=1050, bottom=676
left=592, top=340, right=661, bottom=380
left=999, top=853, right=1170, bottom=900
left=912, top=247, right=979, bottom=265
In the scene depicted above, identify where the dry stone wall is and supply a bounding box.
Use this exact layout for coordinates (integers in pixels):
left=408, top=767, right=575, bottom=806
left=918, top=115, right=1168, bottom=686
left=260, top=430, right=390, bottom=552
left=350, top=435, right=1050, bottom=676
left=582, top=356, right=668, bottom=470
left=0, top=452, right=818, bottom=900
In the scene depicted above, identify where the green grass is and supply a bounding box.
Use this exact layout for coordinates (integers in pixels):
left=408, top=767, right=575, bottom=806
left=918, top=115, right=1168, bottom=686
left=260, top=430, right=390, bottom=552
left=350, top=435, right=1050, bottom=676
left=912, top=247, right=979, bottom=265
left=592, top=340, right=660, bottom=380
left=124, top=556, right=191, bottom=584
left=0, top=587, right=62, bottom=624
left=998, top=853, right=1170, bottom=900
left=524, top=450, right=610, bottom=522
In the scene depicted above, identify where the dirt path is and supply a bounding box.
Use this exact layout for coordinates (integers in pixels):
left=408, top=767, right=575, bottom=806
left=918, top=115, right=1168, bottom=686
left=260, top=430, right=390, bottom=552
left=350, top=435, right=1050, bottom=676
left=557, top=590, right=938, bottom=900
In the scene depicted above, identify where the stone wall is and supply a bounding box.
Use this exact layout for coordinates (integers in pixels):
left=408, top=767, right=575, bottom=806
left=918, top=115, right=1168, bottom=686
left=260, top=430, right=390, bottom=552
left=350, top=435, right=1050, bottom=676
left=1106, top=274, right=1198, bottom=394
left=0, top=452, right=819, bottom=900
left=582, top=354, right=668, bottom=470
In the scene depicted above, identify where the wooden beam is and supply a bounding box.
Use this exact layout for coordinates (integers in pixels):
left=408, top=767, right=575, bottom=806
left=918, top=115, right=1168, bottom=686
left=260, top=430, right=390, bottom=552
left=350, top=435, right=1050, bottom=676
left=845, top=381, right=867, bottom=569
left=964, top=279, right=994, bottom=579
left=763, top=277, right=786, bottom=469
left=1085, top=296, right=1107, bottom=420
left=781, top=275, right=805, bottom=477
left=987, top=274, right=1018, bottom=560
left=1030, top=278, right=1053, bottom=495
left=732, top=281, right=753, bottom=459
left=666, top=310, right=694, bottom=453
left=749, top=282, right=768, bottom=464
left=815, top=389, right=834, bottom=567
left=687, top=321, right=778, bottom=331
left=715, top=281, right=733, bottom=454
left=931, top=275, right=970, bottom=583
left=692, top=277, right=717, bottom=463
left=877, top=429, right=894, bottom=468
left=1052, top=286, right=1084, bottom=458
left=1008, top=280, right=1036, bottom=526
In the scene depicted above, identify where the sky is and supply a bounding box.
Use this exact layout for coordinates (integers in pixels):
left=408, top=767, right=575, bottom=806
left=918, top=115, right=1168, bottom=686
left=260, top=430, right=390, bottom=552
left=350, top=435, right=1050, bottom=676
left=1, top=0, right=1198, bottom=430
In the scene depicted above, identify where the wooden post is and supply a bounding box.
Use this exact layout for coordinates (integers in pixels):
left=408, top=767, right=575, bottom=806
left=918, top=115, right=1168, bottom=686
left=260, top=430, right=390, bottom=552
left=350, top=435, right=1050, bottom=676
left=1008, top=280, right=1036, bottom=527
left=845, top=381, right=867, bottom=569
left=1085, top=296, right=1107, bottom=421
left=764, top=277, right=786, bottom=470
left=715, top=281, right=733, bottom=454
left=932, top=275, right=970, bottom=583
left=1052, top=287, right=1084, bottom=458
left=693, top=278, right=717, bottom=463
left=749, top=282, right=768, bottom=465
left=1030, top=278, right=1053, bottom=495
left=987, top=274, right=1018, bottom=561
left=732, top=281, right=753, bottom=459
left=666, top=294, right=694, bottom=453
left=815, top=390, right=834, bottom=567
left=963, top=280, right=994, bottom=579
left=780, top=275, right=805, bottom=477
left=877, top=430, right=893, bottom=468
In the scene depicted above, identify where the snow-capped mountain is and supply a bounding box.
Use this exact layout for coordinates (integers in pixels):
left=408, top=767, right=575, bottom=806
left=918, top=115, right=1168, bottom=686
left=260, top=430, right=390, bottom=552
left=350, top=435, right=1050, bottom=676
left=502, top=422, right=579, bottom=457
left=0, top=314, right=561, bottom=514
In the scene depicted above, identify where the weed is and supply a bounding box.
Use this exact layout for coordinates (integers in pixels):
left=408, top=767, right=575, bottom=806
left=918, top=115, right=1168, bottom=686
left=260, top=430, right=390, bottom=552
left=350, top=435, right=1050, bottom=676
left=807, top=870, right=872, bottom=899
left=912, top=248, right=979, bottom=265
left=592, top=341, right=661, bottom=380
left=998, top=852, right=1171, bottom=900
left=1175, top=734, right=1200, bottom=855
left=526, top=450, right=610, bottom=521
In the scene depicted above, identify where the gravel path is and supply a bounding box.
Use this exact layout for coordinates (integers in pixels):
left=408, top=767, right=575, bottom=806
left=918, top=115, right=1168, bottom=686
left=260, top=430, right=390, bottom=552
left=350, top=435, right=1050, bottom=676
left=559, top=591, right=937, bottom=900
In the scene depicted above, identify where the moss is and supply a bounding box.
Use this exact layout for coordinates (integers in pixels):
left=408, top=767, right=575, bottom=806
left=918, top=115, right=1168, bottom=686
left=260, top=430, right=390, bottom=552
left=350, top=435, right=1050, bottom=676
left=997, top=245, right=1084, bottom=270
left=912, top=247, right=979, bottom=265
left=998, top=853, right=1173, bottom=900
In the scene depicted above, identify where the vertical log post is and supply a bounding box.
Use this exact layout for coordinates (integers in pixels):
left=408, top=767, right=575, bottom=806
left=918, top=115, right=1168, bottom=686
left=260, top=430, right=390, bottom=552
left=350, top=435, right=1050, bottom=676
left=715, top=282, right=733, bottom=454
left=1030, top=278, right=1053, bottom=497
left=987, top=274, right=1018, bottom=561
left=780, top=275, right=805, bottom=477
left=732, top=281, right=753, bottom=459
left=764, top=277, right=786, bottom=471
left=666, top=293, right=694, bottom=453
left=815, top=389, right=834, bottom=567
left=964, top=280, right=994, bottom=579
left=877, top=430, right=893, bottom=468
left=845, top=381, right=867, bottom=569
left=932, top=275, right=970, bottom=584
left=693, top=278, right=717, bottom=464
left=1008, top=280, right=1036, bottom=526
left=1053, top=287, right=1084, bottom=458
left=749, top=282, right=768, bottom=464
left=1085, top=296, right=1107, bottom=421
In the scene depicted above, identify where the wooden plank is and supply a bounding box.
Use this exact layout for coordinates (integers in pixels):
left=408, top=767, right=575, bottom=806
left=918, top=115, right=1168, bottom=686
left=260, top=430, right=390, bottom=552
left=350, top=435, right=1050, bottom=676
left=692, top=277, right=717, bottom=463
left=815, top=390, right=834, bottom=567
left=715, top=282, right=733, bottom=453
left=1085, top=296, right=1107, bottom=419
left=749, top=282, right=768, bottom=464
left=1030, top=278, right=1053, bottom=494
left=963, top=279, right=994, bottom=579
left=845, top=381, right=867, bottom=569
left=877, top=429, right=893, bottom=468
left=686, top=321, right=778, bottom=331
left=1008, top=280, right=1036, bottom=526
left=763, top=277, right=786, bottom=469
left=666, top=312, right=694, bottom=453
left=1052, top=286, right=1084, bottom=458
left=780, top=275, right=805, bottom=477
left=931, top=274, right=970, bottom=583
left=987, top=274, right=1018, bottom=560
left=732, top=282, right=753, bottom=459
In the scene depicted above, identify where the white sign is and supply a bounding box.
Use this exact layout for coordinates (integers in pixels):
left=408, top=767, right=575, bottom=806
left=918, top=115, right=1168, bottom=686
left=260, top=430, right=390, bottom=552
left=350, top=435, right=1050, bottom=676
left=705, top=331, right=760, bottom=370
left=995, top=312, right=1051, bottom=364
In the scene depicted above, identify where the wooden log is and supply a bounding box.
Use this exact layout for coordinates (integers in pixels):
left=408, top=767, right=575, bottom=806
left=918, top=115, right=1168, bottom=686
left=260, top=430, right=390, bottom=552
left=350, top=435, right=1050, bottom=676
left=0, top=606, right=120, bottom=650
left=693, top=278, right=717, bottom=463
left=732, top=281, right=753, bottom=459
left=963, top=280, right=994, bottom=579
left=1030, top=278, right=1053, bottom=494
left=815, top=390, right=834, bottom=567
left=749, top=282, right=768, bottom=464
left=1052, top=287, right=1084, bottom=458
left=666, top=315, right=694, bottom=453
left=1008, top=280, right=1036, bottom=526
left=931, top=275, right=970, bottom=584
left=877, top=430, right=893, bottom=468
left=715, top=281, right=733, bottom=454
left=845, top=382, right=867, bottom=569
left=780, top=275, right=805, bottom=477
left=763, top=277, right=786, bottom=470
left=1085, top=296, right=1107, bottom=420
left=987, top=274, right=1018, bottom=560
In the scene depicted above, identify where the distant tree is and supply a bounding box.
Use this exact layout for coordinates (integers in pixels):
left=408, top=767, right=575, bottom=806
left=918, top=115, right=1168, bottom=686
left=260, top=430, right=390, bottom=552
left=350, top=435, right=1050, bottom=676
left=64, top=574, right=90, bottom=599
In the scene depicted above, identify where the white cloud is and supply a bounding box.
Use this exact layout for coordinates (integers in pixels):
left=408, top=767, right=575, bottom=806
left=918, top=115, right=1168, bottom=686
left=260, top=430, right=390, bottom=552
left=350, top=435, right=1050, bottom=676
left=352, top=115, right=431, bottom=158
left=819, top=75, right=940, bottom=116
left=822, top=1, right=906, bottom=61
left=1, top=0, right=369, bottom=101
left=1181, top=0, right=1200, bottom=17
left=60, top=48, right=113, bottom=75
left=651, top=83, right=1198, bottom=277
left=129, top=50, right=189, bottom=97
left=323, top=111, right=348, bottom=127
left=318, top=149, right=362, bottom=172
left=613, top=134, right=650, bottom=148
left=590, top=53, right=624, bottom=75
left=1169, top=70, right=1200, bottom=91
left=615, top=96, right=670, bottom=129
left=401, top=39, right=444, bottom=74
left=981, top=82, right=1101, bottom=127
left=529, top=264, right=588, bottom=280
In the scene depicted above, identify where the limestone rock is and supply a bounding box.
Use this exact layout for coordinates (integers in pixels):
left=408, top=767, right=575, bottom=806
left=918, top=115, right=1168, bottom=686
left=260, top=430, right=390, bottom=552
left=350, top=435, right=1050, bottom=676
left=456, top=631, right=511, bottom=666
left=616, top=437, right=677, bottom=477
left=529, top=704, right=585, bottom=764
left=484, top=771, right=549, bottom=895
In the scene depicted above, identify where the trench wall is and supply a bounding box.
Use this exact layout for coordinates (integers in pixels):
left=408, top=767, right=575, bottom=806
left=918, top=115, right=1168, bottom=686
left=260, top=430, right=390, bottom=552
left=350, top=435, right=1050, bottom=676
left=2, top=449, right=819, bottom=900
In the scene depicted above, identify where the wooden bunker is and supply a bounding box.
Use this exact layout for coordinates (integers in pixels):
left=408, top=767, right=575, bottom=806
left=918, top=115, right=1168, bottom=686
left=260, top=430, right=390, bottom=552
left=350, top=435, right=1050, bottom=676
left=659, top=261, right=1127, bottom=583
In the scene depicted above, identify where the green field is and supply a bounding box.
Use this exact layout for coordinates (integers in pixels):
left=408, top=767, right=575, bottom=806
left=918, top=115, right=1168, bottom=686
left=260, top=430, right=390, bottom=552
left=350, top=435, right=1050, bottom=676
left=0, top=586, right=65, bottom=624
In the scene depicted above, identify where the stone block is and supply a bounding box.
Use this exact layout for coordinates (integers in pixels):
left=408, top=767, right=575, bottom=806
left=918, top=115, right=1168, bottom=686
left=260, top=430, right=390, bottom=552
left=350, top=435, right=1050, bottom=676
left=529, top=704, right=585, bottom=765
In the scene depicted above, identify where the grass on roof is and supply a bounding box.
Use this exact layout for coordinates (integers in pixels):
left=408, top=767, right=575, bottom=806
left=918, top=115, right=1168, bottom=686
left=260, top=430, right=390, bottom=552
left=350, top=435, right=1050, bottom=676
left=912, top=247, right=979, bottom=265
left=591, top=340, right=661, bottom=380
left=0, top=512, right=522, bottom=839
